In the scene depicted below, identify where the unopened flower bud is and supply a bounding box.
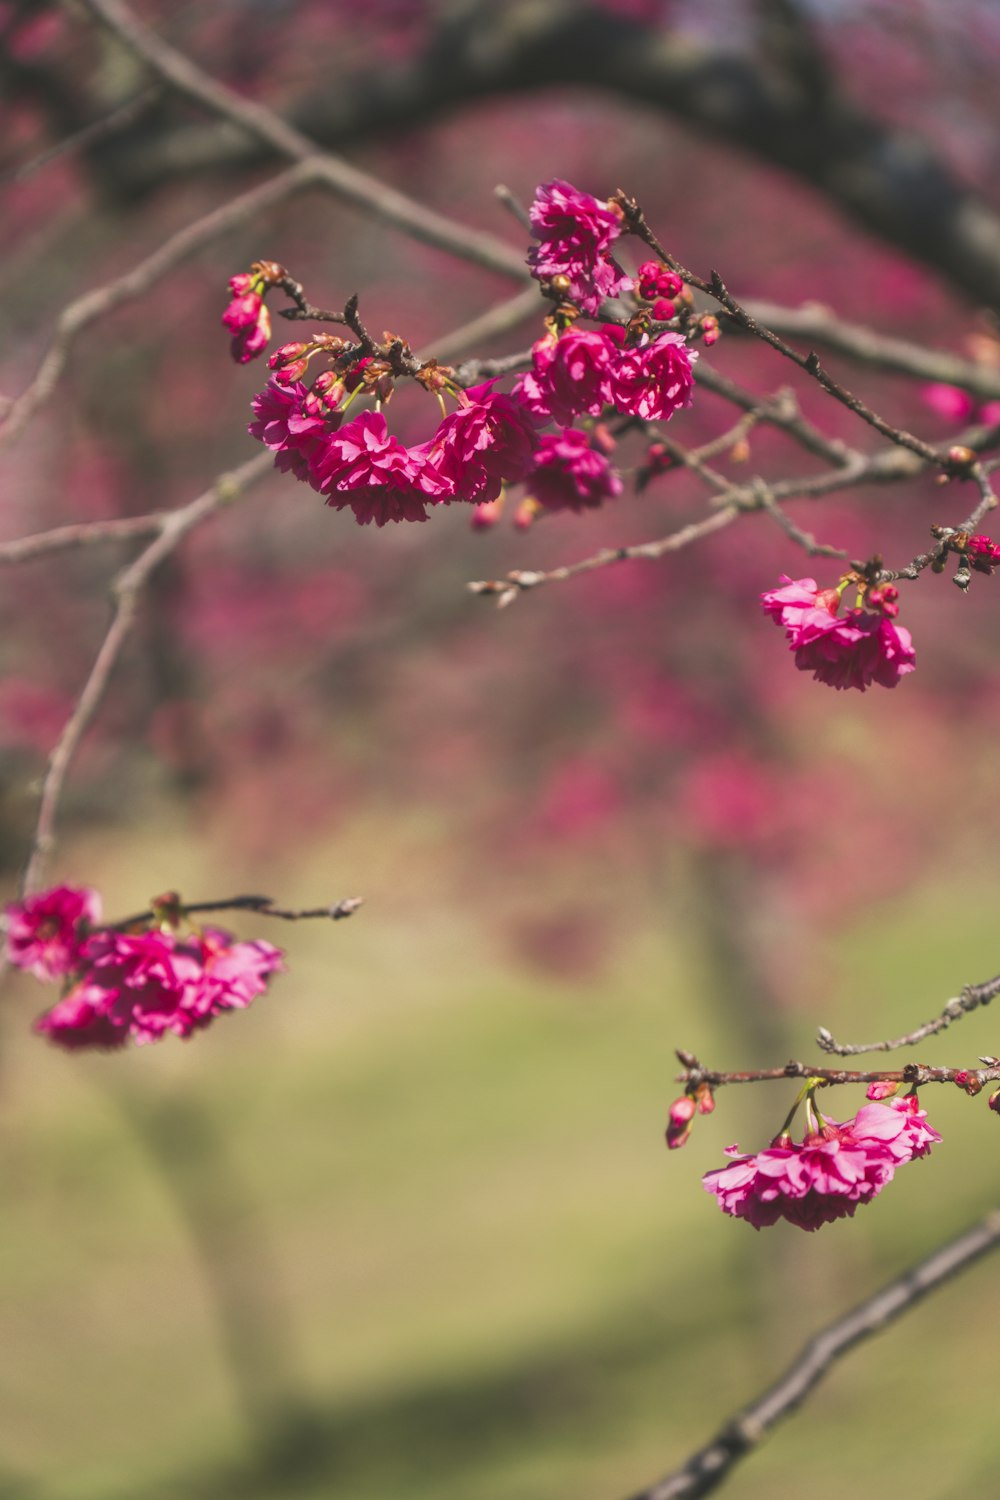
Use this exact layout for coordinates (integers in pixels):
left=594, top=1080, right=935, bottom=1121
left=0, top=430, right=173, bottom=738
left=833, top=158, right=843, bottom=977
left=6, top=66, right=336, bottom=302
left=250, top=259, right=287, bottom=285
left=471, top=498, right=504, bottom=530
left=514, top=497, right=542, bottom=530
left=989, top=1087, right=1000, bottom=1113
left=947, top=445, right=976, bottom=469
left=651, top=298, right=676, bottom=320
left=665, top=1094, right=697, bottom=1150
left=696, top=1084, right=715, bottom=1115
left=866, top=1079, right=900, bottom=1100
left=729, top=438, right=751, bottom=465
left=700, top=314, right=720, bottom=346
left=590, top=422, right=616, bottom=455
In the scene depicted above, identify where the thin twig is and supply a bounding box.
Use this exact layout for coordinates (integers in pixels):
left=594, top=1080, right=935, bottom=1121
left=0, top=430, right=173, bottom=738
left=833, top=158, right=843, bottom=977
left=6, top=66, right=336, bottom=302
left=741, top=300, right=1000, bottom=401
left=625, top=1209, right=1000, bottom=1499
left=112, top=894, right=364, bottom=930
left=817, top=970, right=1000, bottom=1056
left=620, top=196, right=955, bottom=470
left=468, top=507, right=740, bottom=606
left=675, top=1054, right=1000, bottom=1092
left=76, top=0, right=529, bottom=283
left=0, top=514, right=164, bottom=563
left=1, top=85, right=163, bottom=186
left=0, top=163, right=316, bottom=448
left=20, top=451, right=272, bottom=894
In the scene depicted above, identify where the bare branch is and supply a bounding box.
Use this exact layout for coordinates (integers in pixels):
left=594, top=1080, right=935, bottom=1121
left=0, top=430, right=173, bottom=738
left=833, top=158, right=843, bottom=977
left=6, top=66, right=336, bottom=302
left=75, top=0, right=529, bottom=283
left=675, top=1055, right=1000, bottom=1093
left=0, top=163, right=316, bottom=448
left=626, top=1209, right=1000, bottom=1500
left=20, top=451, right=273, bottom=894
left=111, top=894, right=364, bottom=930
left=468, top=507, right=740, bottom=605
left=817, top=970, right=1000, bottom=1057
left=0, top=514, right=163, bottom=563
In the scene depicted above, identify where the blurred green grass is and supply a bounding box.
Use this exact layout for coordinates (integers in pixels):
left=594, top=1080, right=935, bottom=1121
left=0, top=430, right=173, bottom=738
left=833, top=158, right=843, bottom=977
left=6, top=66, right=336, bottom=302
left=1, top=811, right=999, bottom=1500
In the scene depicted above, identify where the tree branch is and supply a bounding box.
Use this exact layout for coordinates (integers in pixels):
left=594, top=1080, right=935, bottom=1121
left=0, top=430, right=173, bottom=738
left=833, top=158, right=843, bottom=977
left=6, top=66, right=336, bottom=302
left=817, top=970, right=1000, bottom=1057
left=74, top=1, right=1000, bottom=311
left=20, top=451, right=272, bottom=895
left=625, top=1208, right=1000, bottom=1500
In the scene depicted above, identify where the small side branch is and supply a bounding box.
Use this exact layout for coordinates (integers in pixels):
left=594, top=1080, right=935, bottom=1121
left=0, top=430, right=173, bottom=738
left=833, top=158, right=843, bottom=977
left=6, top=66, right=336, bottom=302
left=625, top=1208, right=1000, bottom=1500
left=675, top=1055, right=1000, bottom=1093
left=112, top=894, right=364, bottom=930
left=817, top=970, right=1000, bottom=1056
left=468, top=507, right=739, bottom=607
left=20, top=451, right=272, bottom=895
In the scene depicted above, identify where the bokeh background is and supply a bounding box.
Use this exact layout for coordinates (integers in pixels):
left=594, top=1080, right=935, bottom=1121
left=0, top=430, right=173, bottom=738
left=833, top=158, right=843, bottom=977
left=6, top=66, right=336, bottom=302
left=3, top=3, right=1000, bottom=1497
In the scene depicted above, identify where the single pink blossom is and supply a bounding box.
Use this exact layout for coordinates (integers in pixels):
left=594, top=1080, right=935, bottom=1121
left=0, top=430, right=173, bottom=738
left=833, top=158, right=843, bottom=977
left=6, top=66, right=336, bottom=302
left=527, top=180, right=632, bottom=313
left=249, top=380, right=335, bottom=481
left=310, top=410, right=443, bottom=525
left=880, top=1094, right=941, bottom=1161
left=761, top=577, right=916, bottom=691
left=524, top=428, right=623, bottom=513
left=513, top=330, right=616, bottom=426
left=609, top=330, right=697, bottom=421
left=34, top=926, right=284, bottom=1050
left=702, top=1100, right=938, bottom=1232
left=967, top=533, right=1000, bottom=572
left=5, top=885, right=101, bottom=981
left=704, top=1115, right=894, bottom=1232
left=792, top=611, right=916, bottom=691
left=427, top=383, right=539, bottom=504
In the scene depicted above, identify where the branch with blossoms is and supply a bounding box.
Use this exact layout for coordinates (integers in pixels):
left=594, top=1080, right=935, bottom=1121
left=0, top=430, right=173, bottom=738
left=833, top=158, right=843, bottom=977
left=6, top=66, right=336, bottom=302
left=225, top=170, right=1000, bottom=694
left=663, top=1035, right=1000, bottom=1234
left=2, top=884, right=360, bottom=1051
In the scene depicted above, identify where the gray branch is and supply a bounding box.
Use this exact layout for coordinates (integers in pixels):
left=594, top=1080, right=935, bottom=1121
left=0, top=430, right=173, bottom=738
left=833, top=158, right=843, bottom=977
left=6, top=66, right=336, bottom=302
left=73, top=1, right=1000, bottom=310
left=626, top=1209, right=1000, bottom=1499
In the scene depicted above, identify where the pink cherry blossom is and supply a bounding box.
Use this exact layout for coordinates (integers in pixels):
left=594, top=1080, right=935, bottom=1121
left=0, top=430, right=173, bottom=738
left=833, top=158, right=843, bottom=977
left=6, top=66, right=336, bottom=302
left=249, top=380, right=335, bottom=481
left=311, top=411, right=443, bottom=525
left=527, top=180, right=632, bottom=314
left=793, top=611, right=916, bottom=691
left=967, top=533, right=1000, bottom=572
left=702, top=1099, right=939, bottom=1231
left=5, top=884, right=100, bottom=981
left=427, top=382, right=539, bottom=504
left=608, top=330, right=697, bottom=421
left=513, top=330, right=616, bottom=426
left=761, top=577, right=916, bottom=691
left=525, top=428, right=623, bottom=513
left=222, top=289, right=271, bottom=364
left=34, top=926, right=284, bottom=1050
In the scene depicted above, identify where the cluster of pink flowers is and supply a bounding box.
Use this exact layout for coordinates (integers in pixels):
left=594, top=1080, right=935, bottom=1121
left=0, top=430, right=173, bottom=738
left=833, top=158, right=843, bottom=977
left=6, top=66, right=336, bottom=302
left=702, top=1095, right=941, bottom=1232
left=514, top=324, right=697, bottom=427
left=249, top=380, right=538, bottom=526
left=5, top=885, right=283, bottom=1050
left=527, top=180, right=632, bottom=314
left=635, top=259, right=684, bottom=319
left=234, top=182, right=701, bottom=527
left=761, top=576, right=916, bottom=691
